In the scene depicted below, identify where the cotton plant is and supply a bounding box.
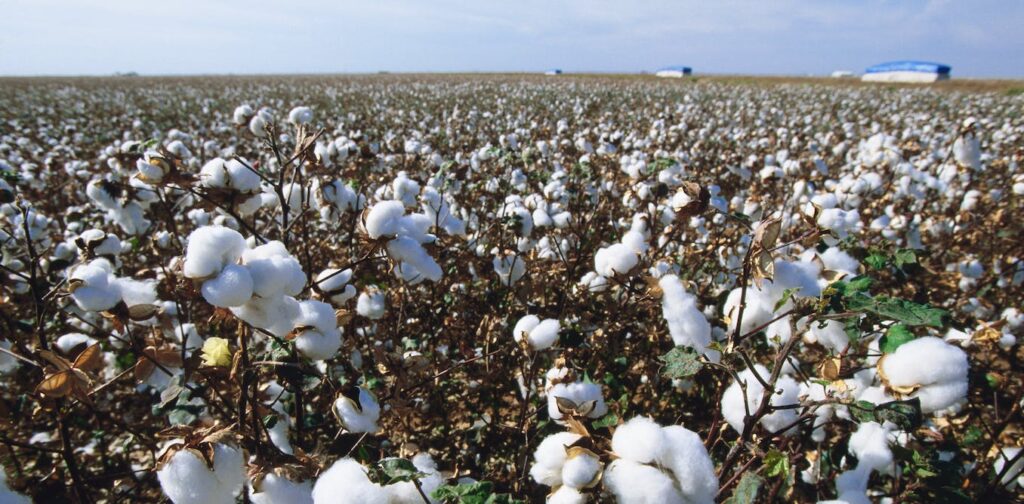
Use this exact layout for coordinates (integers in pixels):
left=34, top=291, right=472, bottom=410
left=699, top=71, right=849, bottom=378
left=513, top=315, right=560, bottom=351
left=876, top=336, right=968, bottom=414
left=364, top=199, right=443, bottom=282
left=199, top=157, right=264, bottom=215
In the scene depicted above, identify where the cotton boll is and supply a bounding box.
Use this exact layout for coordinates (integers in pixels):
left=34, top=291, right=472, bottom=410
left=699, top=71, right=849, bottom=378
left=183, top=226, right=247, bottom=279
left=721, top=365, right=801, bottom=435
left=611, top=416, right=665, bottom=464
left=993, top=447, right=1024, bottom=490
left=529, top=432, right=583, bottom=487
left=250, top=473, right=313, bottom=504
left=387, top=236, right=443, bottom=282
left=356, top=289, right=386, bottom=319
left=804, top=319, right=850, bottom=353
left=659, top=274, right=713, bottom=357
left=594, top=243, right=638, bottom=277
left=288, top=106, right=313, bottom=125
left=312, top=458, right=390, bottom=504
left=231, top=295, right=302, bottom=337
left=548, top=486, right=587, bottom=504
left=293, top=300, right=342, bottom=361
left=157, top=444, right=245, bottom=504
left=334, top=387, right=381, bottom=434
left=242, top=241, right=306, bottom=298
left=493, top=252, right=526, bottom=286
left=848, top=421, right=893, bottom=472
left=200, top=264, right=254, bottom=307
left=658, top=425, right=718, bottom=504
left=316, top=268, right=356, bottom=305
left=115, top=276, right=158, bottom=307
left=513, top=315, right=559, bottom=350
left=880, top=336, right=968, bottom=414
left=604, top=459, right=684, bottom=504
left=267, top=416, right=293, bottom=455
left=386, top=453, right=445, bottom=503
left=365, top=200, right=407, bottom=239
left=54, top=332, right=97, bottom=354
left=68, top=260, right=121, bottom=311
left=561, top=449, right=602, bottom=489
left=0, top=470, right=30, bottom=504
left=547, top=382, right=607, bottom=423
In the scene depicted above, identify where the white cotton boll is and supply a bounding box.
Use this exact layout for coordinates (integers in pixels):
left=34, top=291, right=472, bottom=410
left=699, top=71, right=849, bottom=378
left=721, top=365, right=801, bottom=435
left=880, top=336, right=968, bottom=414
left=232, top=105, right=253, bottom=125
left=365, top=200, right=407, bottom=239
left=356, top=289, right=386, bottom=319
left=513, top=315, right=540, bottom=342
left=611, top=416, right=665, bottom=464
left=604, top=459, right=684, bottom=504
left=659, top=425, right=718, bottom=504
left=621, top=229, right=648, bottom=255
left=594, top=243, right=638, bottom=277
left=953, top=134, right=981, bottom=171
left=561, top=450, right=601, bottom=489
left=267, top=416, right=292, bottom=455
left=530, top=432, right=583, bottom=487
left=548, top=486, right=587, bottom=504
left=250, top=473, right=313, bottom=504
left=0, top=470, right=30, bottom=503
left=805, top=319, right=850, bottom=353
left=334, top=387, right=381, bottom=434
left=183, top=226, right=247, bottom=279
left=387, top=236, right=443, bottom=282
left=848, top=421, right=893, bottom=472
left=316, top=268, right=356, bottom=305
left=55, top=332, right=97, bottom=354
left=493, top=253, right=526, bottom=286
left=547, top=382, right=607, bottom=422
left=157, top=444, right=245, bottom=504
left=659, top=274, right=713, bottom=357
left=288, top=106, right=313, bottom=125
left=68, top=260, right=121, bottom=311
left=293, top=300, right=342, bottom=361
left=386, top=455, right=444, bottom=503
left=250, top=114, right=268, bottom=137
left=242, top=241, right=306, bottom=297
left=529, top=319, right=560, bottom=350
left=200, top=264, right=254, bottom=307
left=115, top=277, right=158, bottom=307
left=231, top=295, right=302, bottom=337
left=312, top=458, right=390, bottom=504
left=993, top=447, right=1024, bottom=490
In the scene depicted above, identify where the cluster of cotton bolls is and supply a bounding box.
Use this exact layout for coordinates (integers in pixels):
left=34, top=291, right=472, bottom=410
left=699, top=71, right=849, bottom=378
left=311, top=454, right=444, bottom=504
left=182, top=225, right=341, bottom=360
left=364, top=198, right=445, bottom=283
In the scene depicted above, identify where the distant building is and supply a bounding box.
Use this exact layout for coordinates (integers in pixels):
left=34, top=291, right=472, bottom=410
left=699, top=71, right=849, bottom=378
left=861, top=61, right=951, bottom=83
left=544, top=69, right=563, bottom=75
left=655, top=66, right=692, bottom=78
left=831, top=70, right=855, bottom=79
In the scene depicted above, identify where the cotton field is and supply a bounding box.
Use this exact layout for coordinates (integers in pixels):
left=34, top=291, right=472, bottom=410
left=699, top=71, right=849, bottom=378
left=0, top=74, right=1022, bottom=503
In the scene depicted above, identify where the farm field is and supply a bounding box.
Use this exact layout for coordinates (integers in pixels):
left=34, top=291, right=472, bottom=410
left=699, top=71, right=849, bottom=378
left=0, top=73, right=1022, bottom=503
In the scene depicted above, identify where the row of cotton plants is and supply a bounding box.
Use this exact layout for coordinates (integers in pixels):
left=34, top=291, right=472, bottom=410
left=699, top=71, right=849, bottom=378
left=0, top=74, right=1020, bottom=503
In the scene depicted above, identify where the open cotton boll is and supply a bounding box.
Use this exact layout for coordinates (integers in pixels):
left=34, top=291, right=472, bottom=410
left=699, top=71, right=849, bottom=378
left=115, top=276, right=158, bottom=307
left=604, top=459, right=685, bottom=504
left=659, top=274, right=713, bottom=357
left=231, top=295, right=302, bottom=337
left=200, top=158, right=261, bottom=193
left=561, top=449, right=602, bottom=489
left=548, top=486, right=587, bottom=504
left=529, top=432, right=583, bottom=487
left=293, top=300, right=342, bottom=361
left=54, top=332, right=97, bottom=354
left=611, top=416, right=665, bottom=464
left=312, top=458, right=390, bottom=504
left=804, top=319, right=850, bottom=353
left=848, top=421, right=893, bottom=472
left=183, top=226, right=247, bottom=279
left=242, top=241, right=307, bottom=298
left=387, top=236, right=443, bottom=282
left=232, top=104, right=253, bottom=124
left=721, top=365, right=801, bottom=435
left=356, top=289, right=386, bottom=319
left=385, top=453, right=444, bottom=503
left=594, top=243, right=638, bottom=277
left=316, top=268, right=356, bottom=305
left=513, top=315, right=559, bottom=350
left=994, top=447, right=1024, bottom=490
left=493, top=252, right=527, bottom=286
left=200, top=264, right=254, bottom=307
left=157, top=444, right=245, bottom=504
left=0, top=470, right=31, bottom=504
left=334, top=387, right=381, bottom=434
left=267, top=415, right=292, bottom=454
left=547, top=382, right=607, bottom=423
left=68, top=259, right=121, bottom=311
left=250, top=473, right=313, bottom=504
left=365, top=200, right=407, bottom=239
left=658, top=426, right=718, bottom=504
left=880, top=336, right=968, bottom=414
left=288, top=106, right=313, bottom=125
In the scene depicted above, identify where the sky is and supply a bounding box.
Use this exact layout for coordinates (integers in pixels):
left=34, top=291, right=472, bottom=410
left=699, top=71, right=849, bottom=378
left=0, top=0, right=1021, bottom=77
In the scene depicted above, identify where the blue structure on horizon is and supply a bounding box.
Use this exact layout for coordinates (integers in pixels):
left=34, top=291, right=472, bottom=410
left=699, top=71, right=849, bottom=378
left=656, top=66, right=692, bottom=77
left=862, top=61, right=951, bottom=82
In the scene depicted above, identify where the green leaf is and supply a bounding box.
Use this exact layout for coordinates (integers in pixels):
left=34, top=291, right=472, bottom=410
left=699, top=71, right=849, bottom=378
left=659, top=347, right=703, bottom=379
left=844, top=294, right=948, bottom=328
left=263, top=415, right=278, bottom=429
left=892, top=249, right=917, bottom=268
left=850, top=400, right=877, bottom=423
left=880, top=324, right=915, bottom=353
left=865, top=252, right=888, bottom=270
left=874, top=398, right=922, bottom=431
left=592, top=412, right=619, bottom=429
left=763, top=449, right=790, bottom=479
left=367, top=458, right=426, bottom=486
left=773, top=287, right=798, bottom=312
left=431, top=481, right=524, bottom=504
left=726, top=472, right=764, bottom=504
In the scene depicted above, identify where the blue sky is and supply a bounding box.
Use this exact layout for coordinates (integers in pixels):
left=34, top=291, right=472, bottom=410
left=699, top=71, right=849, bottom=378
left=1, top=0, right=1021, bottom=77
